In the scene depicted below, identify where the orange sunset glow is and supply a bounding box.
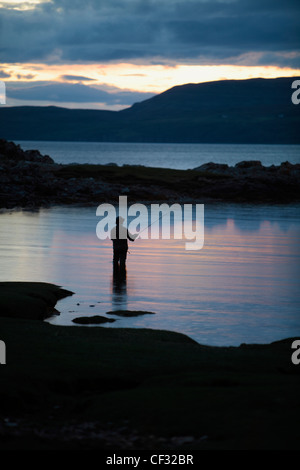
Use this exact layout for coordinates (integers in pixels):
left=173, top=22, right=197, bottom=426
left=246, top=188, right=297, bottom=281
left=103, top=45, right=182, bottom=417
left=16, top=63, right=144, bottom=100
left=2, top=61, right=300, bottom=110
left=1, top=0, right=299, bottom=109
left=1, top=0, right=300, bottom=454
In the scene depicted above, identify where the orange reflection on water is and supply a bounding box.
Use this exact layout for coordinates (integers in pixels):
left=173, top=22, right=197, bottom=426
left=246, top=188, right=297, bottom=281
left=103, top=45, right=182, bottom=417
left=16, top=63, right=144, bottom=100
left=0, top=205, right=299, bottom=346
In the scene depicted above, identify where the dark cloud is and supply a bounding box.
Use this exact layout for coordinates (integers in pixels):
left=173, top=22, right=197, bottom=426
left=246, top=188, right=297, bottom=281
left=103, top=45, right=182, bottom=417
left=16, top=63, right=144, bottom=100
left=16, top=73, right=36, bottom=80
left=0, top=70, right=11, bottom=78
left=6, top=81, right=154, bottom=105
left=61, top=75, right=96, bottom=81
left=0, top=0, right=299, bottom=67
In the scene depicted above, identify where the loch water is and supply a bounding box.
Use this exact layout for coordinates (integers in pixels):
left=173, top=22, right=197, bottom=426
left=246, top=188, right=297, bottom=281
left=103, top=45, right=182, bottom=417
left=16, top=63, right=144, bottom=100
left=1, top=202, right=299, bottom=346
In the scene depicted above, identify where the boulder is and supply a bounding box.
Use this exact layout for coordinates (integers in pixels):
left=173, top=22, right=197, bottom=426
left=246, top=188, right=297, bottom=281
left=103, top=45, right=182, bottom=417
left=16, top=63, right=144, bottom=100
left=72, top=315, right=116, bottom=324
left=235, top=160, right=262, bottom=169
left=106, top=310, right=156, bottom=317
left=194, top=162, right=229, bottom=172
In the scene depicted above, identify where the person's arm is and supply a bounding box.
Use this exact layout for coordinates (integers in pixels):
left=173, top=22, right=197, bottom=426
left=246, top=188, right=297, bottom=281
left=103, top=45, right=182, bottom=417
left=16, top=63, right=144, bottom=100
left=127, top=230, right=138, bottom=241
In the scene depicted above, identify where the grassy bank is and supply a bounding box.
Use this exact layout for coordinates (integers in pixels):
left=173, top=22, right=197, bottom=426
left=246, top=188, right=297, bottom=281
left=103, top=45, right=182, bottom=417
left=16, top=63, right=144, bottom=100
left=0, top=282, right=299, bottom=450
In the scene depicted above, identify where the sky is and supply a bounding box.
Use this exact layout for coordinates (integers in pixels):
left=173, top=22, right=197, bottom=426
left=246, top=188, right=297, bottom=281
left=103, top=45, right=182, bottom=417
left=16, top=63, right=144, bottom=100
left=0, top=0, right=300, bottom=110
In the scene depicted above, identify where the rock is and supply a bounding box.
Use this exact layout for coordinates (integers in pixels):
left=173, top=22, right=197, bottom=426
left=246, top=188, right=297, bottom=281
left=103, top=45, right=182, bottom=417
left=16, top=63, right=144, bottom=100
left=106, top=310, right=156, bottom=317
left=194, top=162, right=229, bottom=172
left=235, top=160, right=262, bottom=169
left=0, top=139, right=54, bottom=164
left=280, top=161, right=292, bottom=167
left=0, top=282, right=73, bottom=320
left=24, top=149, right=50, bottom=163
left=72, top=315, right=116, bottom=324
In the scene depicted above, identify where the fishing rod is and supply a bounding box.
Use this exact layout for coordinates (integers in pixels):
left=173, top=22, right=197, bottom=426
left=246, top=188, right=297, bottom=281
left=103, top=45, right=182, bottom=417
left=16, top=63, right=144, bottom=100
left=127, top=213, right=162, bottom=253
left=135, top=213, right=162, bottom=237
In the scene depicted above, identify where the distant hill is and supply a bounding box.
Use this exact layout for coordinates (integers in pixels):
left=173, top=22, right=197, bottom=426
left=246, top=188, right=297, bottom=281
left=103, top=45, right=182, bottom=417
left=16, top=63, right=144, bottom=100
left=0, top=77, right=299, bottom=144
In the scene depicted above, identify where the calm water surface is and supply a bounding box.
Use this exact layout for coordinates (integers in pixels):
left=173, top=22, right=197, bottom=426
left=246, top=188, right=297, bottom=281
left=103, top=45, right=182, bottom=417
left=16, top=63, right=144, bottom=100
left=0, top=203, right=299, bottom=346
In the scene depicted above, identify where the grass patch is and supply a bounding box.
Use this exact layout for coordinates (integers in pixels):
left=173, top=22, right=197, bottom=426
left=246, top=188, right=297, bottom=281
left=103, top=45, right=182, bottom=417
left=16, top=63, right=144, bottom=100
left=55, top=164, right=231, bottom=186
left=0, top=282, right=73, bottom=320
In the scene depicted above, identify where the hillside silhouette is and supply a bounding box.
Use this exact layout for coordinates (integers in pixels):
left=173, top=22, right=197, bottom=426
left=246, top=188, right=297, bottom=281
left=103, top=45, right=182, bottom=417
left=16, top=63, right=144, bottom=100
left=0, top=77, right=299, bottom=143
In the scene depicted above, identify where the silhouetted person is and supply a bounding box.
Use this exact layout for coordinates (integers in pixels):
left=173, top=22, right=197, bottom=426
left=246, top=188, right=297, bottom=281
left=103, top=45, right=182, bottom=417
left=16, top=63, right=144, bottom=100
left=110, top=216, right=136, bottom=274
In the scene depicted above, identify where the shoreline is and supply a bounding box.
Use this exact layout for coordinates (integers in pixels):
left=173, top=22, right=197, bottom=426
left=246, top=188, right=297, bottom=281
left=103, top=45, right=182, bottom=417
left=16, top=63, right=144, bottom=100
left=0, top=282, right=74, bottom=321
left=1, top=135, right=300, bottom=449
left=1, top=139, right=300, bottom=210
left=0, top=281, right=300, bottom=450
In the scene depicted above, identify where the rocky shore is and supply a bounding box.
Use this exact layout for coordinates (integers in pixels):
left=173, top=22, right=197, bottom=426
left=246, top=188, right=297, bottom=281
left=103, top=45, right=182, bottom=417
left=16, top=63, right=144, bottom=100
left=1, top=139, right=299, bottom=209
left=0, top=282, right=73, bottom=320
left=0, top=282, right=299, bottom=450
left=1, top=279, right=300, bottom=451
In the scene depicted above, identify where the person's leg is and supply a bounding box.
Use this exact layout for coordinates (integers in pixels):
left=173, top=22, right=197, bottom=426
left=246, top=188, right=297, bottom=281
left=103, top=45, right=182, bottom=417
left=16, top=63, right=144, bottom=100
left=119, top=250, right=127, bottom=274
left=113, top=249, right=120, bottom=272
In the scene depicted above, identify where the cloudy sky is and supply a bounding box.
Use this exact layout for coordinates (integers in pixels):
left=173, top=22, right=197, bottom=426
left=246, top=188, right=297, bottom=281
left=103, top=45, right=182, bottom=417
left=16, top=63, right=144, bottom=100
left=1, top=0, right=299, bottom=110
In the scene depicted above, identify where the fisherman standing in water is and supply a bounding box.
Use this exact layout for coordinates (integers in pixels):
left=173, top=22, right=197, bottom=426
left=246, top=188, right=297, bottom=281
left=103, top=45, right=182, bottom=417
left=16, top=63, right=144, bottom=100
left=110, top=216, right=137, bottom=274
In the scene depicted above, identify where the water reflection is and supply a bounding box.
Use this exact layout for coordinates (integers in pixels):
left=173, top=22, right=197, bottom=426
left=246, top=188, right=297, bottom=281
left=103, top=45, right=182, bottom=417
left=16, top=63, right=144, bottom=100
left=0, top=203, right=299, bottom=346
left=111, top=268, right=128, bottom=310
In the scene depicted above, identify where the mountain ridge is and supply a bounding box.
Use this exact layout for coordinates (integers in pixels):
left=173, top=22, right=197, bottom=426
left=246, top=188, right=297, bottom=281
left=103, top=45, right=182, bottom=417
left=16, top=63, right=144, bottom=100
left=0, top=77, right=299, bottom=143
